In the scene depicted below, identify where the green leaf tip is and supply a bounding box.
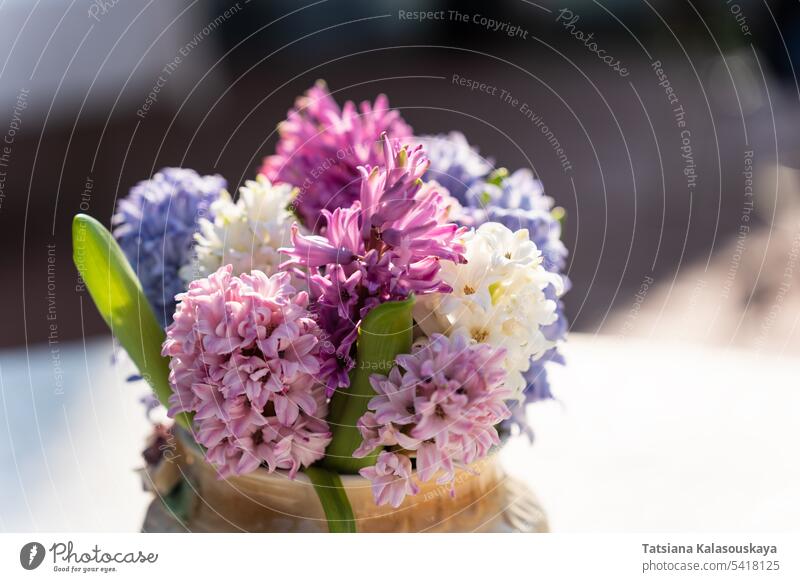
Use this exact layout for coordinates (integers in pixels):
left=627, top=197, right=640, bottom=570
left=71, top=213, right=190, bottom=429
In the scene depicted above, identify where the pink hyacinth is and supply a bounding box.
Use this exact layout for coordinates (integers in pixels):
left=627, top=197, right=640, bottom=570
left=162, top=265, right=331, bottom=478
left=360, top=452, right=419, bottom=508
left=281, top=136, right=468, bottom=392
left=260, top=81, right=413, bottom=231
left=354, top=334, right=511, bottom=506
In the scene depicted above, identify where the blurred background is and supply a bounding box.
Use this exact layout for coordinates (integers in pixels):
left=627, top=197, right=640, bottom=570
left=4, top=0, right=800, bottom=349
left=1, top=0, right=799, bottom=531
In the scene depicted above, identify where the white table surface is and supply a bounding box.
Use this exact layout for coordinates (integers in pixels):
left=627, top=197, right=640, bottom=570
left=1, top=333, right=798, bottom=532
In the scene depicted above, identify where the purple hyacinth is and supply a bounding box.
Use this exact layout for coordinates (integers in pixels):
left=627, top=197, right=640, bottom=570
left=417, top=132, right=493, bottom=204
left=113, top=167, right=225, bottom=326
left=260, top=81, right=413, bottom=232
left=281, top=135, right=467, bottom=392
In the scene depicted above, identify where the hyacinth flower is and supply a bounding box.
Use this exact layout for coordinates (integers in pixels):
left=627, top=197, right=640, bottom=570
left=464, top=168, right=568, bottom=273
left=260, top=81, right=413, bottom=232
left=113, top=167, right=225, bottom=327
left=414, top=222, right=564, bottom=398
left=355, top=333, right=512, bottom=507
left=162, top=265, right=332, bottom=478
left=281, top=134, right=467, bottom=393
left=418, top=131, right=494, bottom=204
left=422, top=133, right=571, bottom=430
left=466, top=170, right=571, bottom=432
left=74, top=215, right=354, bottom=529
left=182, top=174, right=296, bottom=282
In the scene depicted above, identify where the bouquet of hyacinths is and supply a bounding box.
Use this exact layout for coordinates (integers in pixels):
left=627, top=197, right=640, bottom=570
left=73, top=81, right=568, bottom=532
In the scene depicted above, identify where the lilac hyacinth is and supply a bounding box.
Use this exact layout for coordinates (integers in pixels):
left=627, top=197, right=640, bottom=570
left=359, top=452, right=419, bottom=508
left=260, top=81, right=413, bottom=232
left=113, top=167, right=225, bottom=326
left=417, top=132, right=493, bottom=203
left=162, top=265, right=331, bottom=479
left=354, top=333, right=511, bottom=507
left=281, top=135, right=467, bottom=392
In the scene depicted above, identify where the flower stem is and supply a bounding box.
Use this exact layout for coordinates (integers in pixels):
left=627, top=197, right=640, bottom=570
left=304, top=465, right=356, bottom=532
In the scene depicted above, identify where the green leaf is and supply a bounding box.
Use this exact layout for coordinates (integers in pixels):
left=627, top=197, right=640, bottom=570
left=72, top=214, right=189, bottom=429
left=322, top=296, right=414, bottom=474
left=304, top=466, right=356, bottom=533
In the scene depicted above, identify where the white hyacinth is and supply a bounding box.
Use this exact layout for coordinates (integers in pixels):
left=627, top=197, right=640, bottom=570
left=414, top=222, right=564, bottom=396
left=181, top=175, right=296, bottom=282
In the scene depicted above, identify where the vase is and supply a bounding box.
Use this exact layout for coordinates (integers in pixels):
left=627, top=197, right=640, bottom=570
left=141, top=428, right=548, bottom=533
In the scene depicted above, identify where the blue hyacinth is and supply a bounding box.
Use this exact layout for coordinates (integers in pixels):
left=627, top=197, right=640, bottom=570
left=112, top=168, right=225, bottom=327
left=419, top=132, right=493, bottom=203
